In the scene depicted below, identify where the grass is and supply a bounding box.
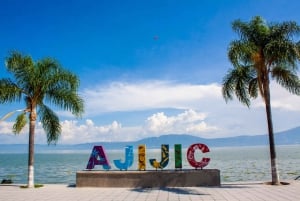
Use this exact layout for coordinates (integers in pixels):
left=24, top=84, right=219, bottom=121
left=20, top=184, right=44, bottom=188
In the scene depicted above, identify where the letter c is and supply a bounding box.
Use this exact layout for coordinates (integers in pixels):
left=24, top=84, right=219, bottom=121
left=186, top=143, right=210, bottom=169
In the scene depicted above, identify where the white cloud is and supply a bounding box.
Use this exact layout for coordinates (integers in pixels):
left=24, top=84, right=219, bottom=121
left=80, top=80, right=300, bottom=119
left=1, top=80, right=300, bottom=144
left=0, top=109, right=218, bottom=144
left=0, top=121, right=15, bottom=134
left=57, top=109, right=219, bottom=143
left=58, top=120, right=123, bottom=143
left=81, top=81, right=221, bottom=116
left=245, top=82, right=300, bottom=110
left=262, top=82, right=300, bottom=111
left=144, top=109, right=217, bottom=135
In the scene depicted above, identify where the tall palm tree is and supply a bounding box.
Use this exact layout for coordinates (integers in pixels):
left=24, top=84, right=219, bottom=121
left=0, top=51, right=84, bottom=187
left=222, top=16, right=300, bottom=185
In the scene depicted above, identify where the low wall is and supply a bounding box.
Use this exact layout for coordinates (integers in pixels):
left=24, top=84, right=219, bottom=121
left=76, top=169, right=220, bottom=187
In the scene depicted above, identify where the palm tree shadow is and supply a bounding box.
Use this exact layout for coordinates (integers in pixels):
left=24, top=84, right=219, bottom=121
left=219, top=184, right=256, bottom=189
left=131, top=184, right=253, bottom=195
left=131, top=187, right=209, bottom=195
left=68, top=183, right=76, bottom=188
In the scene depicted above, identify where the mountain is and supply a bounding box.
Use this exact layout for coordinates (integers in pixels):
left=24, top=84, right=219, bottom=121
left=134, top=126, right=300, bottom=148
left=0, top=127, right=299, bottom=152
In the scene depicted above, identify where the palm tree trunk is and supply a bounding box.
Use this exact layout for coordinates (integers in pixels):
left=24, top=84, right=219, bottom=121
left=28, top=110, right=36, bottom=188
left=264, top=80, right=280, bottom=185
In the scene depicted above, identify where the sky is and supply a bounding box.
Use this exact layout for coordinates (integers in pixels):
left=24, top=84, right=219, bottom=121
left=1, top=0, right=300, bottom=144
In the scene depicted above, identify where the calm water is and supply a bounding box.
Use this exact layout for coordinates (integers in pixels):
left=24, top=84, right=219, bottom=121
left=0, top=145, right=299, bottom=184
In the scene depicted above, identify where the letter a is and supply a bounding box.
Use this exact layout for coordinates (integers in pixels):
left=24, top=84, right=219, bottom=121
left=86, top=146, right=111, bottom=170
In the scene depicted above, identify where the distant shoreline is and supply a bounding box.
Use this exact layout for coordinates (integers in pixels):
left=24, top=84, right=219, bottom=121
left=0, top=144, right=299, bottom=154
left=1, top=126, right=300, bottom=151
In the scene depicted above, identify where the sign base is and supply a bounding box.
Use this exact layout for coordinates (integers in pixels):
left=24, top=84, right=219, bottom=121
left=76, top=169, right=220, bottom=187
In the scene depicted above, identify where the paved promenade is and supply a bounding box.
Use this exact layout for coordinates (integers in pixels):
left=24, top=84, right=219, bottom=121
left=1, top=181, right=299, bottom=201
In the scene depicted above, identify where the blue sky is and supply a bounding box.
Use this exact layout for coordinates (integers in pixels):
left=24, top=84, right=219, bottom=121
left=1, top=0, right=300, bottom=144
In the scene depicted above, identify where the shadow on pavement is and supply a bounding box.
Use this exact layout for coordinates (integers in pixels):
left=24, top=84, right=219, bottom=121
left=131, top=187, right=209, bottom=195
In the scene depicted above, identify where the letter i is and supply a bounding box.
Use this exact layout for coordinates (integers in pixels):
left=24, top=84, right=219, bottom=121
left=138, top=144, right=146, bottom=170
left=174, top=144, right=182, bottom=169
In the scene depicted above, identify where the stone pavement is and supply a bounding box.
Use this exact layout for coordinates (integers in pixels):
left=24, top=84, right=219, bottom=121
left=0, top=181, right=299, bottom=201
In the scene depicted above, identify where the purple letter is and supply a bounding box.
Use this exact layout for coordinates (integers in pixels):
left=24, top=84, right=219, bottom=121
left=86, top=146, right=111, bottom=170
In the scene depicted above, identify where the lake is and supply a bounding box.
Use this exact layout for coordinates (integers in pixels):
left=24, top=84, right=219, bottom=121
left=0, top=145, right=299, bottom=184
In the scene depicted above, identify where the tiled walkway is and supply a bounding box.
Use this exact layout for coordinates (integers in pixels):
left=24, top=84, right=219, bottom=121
left=1, top=181, right=299, bottom=201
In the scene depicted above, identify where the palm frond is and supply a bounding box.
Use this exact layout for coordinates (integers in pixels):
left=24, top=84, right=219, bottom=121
left=232, top=16, right=269, bottom=46
left=222, top=65, right=254, bottom=107
left=222, top=69, right=235, bottom=101
left=270, top=21, right=300, bottom=39
left=272, top=66, right=300, bottom=95
left=265, top=40, right=299, bottom=68
left=0, top=79, right=23, bottom=103
left=3, top=51, right=83, bottom=145
left=5, top=51, right=34, bottom=91
left=228, top=40, right=257, bottom=66
left=46, top=88, right=84, bottom=117
left=38, top=104, right=61, bottom=144
left=248, top=78, right=258, bottom=98
left=13, top=113, right=27, bottom=134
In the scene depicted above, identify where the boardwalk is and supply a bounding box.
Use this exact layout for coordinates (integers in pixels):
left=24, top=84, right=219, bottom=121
left=1, top=181, right=299, bottom=201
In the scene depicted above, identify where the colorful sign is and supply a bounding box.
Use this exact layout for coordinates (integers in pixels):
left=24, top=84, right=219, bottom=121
left=86, top=146, right=111, bottom=170
left=187, top=143, right=210, bottom=169
left=174, top=144, right=182, bottom=169
left=138, top=145, right=146, bottom=170
left=86, top=143, right=210, bottom=170
left=149, top=144, right=169, bottom=169
left=113, top=145, right=134, bottom=170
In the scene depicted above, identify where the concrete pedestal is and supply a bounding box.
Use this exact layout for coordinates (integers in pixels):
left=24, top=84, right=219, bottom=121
left=76, top=169, right=220, bottom=187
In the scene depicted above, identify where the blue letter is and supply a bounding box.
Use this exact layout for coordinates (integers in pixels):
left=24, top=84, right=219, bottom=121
left=113, top=145, right=134, bottom=170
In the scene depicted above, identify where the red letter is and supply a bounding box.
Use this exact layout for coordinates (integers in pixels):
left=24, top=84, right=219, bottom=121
left=186, top=143, right=210, bottom=169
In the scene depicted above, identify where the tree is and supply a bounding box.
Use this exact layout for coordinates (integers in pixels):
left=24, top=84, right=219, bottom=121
left=0, top=51, right=84, bottom=187
left=222, top=16, right=300, bottom=185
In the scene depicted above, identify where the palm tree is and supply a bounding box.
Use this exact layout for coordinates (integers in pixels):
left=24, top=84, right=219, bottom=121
left=0, top=51, right=84, bottom=187
left=222, top=16, right=300, bottom=185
